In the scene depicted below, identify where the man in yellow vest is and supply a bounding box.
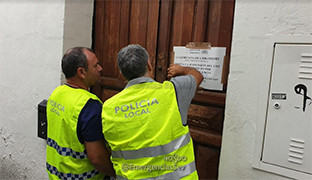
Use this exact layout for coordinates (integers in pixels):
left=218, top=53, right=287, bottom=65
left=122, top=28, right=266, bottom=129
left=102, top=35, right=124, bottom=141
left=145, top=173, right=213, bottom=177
left=46, top=47, right=115, bottom=179
left=102, top=44, right=203, bottom=179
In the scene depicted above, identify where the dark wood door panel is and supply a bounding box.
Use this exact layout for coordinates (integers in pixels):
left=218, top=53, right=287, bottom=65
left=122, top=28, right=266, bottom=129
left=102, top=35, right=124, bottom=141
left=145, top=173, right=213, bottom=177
left=93, top=0, right=124, bottom=88
left=93, top=0, right=160, bottom=98
left=129, top=0, right=159, bottom=71
left=101, top=89, right=120, bottom=102
left=188, top=104, right=224, bottom=133
left=194, top=143, right=220, bottom=179
left=193, top=90, right=226, bottom=107
left=92, top=1, right=235, bottom=179
left=170, top=0, right=197, bottom=46
left=156, top=0, right=235, bottom=95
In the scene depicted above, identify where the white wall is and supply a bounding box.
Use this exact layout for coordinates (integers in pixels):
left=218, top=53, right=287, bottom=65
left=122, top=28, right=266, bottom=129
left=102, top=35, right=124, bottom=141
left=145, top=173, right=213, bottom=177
left=0, top=1, right=65, bottom=179
left=219, top=0, right=312, bottom=179
left=62, top=0, right=94, bottom=83
left=0, top=0, right=94, bottom=179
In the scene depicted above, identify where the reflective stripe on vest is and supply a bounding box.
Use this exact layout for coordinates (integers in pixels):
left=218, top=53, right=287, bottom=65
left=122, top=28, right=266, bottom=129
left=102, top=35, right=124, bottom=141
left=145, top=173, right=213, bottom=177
left=47, top=138, right=87, bottom=159
left=116, top=161, right=196, bottom=180
left=46, top=85, right=105, bottom=179
left=47, top=162, right=99, bottom=179
left=112, top=133, right=191, bottom=159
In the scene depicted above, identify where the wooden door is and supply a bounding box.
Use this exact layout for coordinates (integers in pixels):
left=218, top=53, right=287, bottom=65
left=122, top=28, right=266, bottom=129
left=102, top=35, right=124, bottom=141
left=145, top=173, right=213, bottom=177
left=92, top=0, right=160, bottom=101
left=92, top=0, right=235, bottom=179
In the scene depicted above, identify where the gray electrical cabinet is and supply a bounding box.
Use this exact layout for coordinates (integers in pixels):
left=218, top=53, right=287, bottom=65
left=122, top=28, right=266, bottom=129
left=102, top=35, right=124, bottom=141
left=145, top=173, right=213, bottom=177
left=262, top=44, right=312, bottom=175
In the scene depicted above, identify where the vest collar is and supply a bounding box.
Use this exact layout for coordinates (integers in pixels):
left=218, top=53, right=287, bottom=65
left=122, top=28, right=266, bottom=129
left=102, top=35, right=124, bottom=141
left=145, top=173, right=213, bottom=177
left=125, top=77, right=155, bottom=89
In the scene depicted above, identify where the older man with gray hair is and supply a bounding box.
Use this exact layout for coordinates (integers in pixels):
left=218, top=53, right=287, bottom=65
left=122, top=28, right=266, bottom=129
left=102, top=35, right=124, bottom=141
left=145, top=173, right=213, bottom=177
left=102, top=44, right=203, bottom=179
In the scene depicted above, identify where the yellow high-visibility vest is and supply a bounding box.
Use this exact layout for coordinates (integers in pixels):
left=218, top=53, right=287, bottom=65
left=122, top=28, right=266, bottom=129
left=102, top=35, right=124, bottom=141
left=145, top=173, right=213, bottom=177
left=46, top=85, right=105, bottom=179
left=102, top=81, right=198, bottom=179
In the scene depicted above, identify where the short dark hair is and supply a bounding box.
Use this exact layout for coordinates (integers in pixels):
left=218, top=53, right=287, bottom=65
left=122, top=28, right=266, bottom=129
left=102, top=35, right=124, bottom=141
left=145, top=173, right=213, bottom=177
left=117, top=44, right=149, bottom=80
left=61, top=47, right=93, bottom=79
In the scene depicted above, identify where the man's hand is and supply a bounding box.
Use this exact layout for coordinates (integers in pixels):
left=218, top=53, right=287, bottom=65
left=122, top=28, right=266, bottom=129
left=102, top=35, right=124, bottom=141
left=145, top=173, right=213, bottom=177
left=167, top=64, right=184, bottom=78
left=167, top=64, right=203, bottom=87
left=85, top=140, right=115, bottom=177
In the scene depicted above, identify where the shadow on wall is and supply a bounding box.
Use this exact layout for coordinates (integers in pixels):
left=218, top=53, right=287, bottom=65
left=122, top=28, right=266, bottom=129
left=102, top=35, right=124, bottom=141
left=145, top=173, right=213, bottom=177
left=0, top=128, right=28, bottom=179
left=0, top=157, right=29, bottom=179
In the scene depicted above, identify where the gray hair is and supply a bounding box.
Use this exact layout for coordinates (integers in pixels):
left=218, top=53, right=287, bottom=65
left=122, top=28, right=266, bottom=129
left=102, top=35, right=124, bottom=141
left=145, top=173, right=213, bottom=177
left=117, top=44, right=149, bottom=80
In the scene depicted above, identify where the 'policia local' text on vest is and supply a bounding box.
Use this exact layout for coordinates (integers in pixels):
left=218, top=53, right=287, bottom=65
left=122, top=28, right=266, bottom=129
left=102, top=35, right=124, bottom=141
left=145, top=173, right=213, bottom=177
left=102, top=81, right=198, bottom=179
left=46, top=85, right=105, bottom=180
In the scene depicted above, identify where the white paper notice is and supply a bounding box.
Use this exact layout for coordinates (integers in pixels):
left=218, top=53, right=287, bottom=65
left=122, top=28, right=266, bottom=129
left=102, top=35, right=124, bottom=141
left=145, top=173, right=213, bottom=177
left=173, top=46, right=226, bottom=91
